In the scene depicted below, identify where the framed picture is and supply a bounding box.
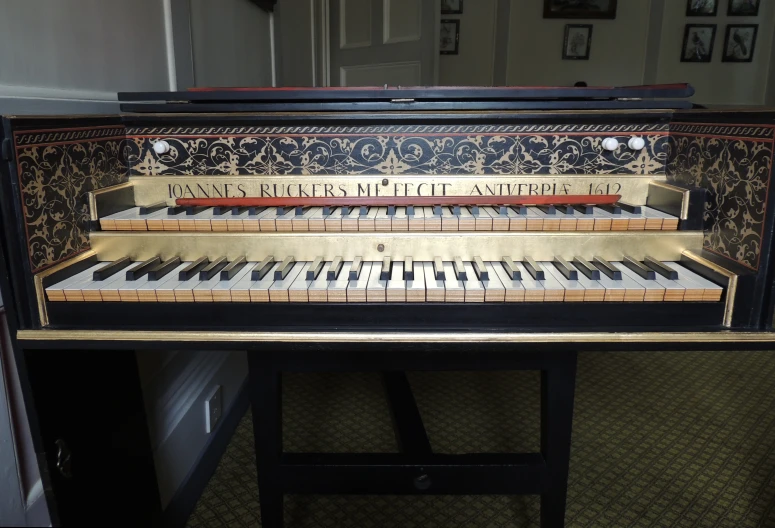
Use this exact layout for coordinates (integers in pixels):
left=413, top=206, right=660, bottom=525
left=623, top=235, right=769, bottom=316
left=723, top=24, right=758, bottom=62
left=440, top=20, right=460, bottom=55
left=681, top=24, right=716, bottom=62
left=441, top=0, right=463, bottom=15
left=686, top=0, right=718, bottom=16
left=728, top=0, right=760, bottom=16
left=543, top=0, right=617, bottom=19
left=563, top=24, right=593, bottom=60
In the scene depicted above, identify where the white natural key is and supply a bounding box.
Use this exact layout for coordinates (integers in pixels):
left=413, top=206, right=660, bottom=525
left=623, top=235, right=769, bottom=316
left=628, top=136, right=645, bottom=150
left=153, top=140, right=170, bottom=154
left=602, top=138, right=619, bottom=151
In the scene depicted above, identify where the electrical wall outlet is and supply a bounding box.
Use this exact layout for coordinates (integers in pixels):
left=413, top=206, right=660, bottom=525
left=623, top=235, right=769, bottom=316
left=205, top=385, right=223, bottom=434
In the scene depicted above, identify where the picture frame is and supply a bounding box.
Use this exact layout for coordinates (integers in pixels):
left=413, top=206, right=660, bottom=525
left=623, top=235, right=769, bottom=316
left=543, top=0, right=617, bottom=19
left=727, top=0, right=760, bottom=16
left=440, top=19, right=460, bottom=55
left=722, top=24, right=758, bottom=62
left=441, top=0, right=463, bottom=15
left=681, top=24, right=716, bottom=62
left=563, top=24, right=593, bottom=60
left=686, top=0, right=718, bottom=16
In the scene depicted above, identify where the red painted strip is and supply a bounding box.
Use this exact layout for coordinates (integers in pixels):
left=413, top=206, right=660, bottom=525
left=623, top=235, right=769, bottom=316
left=175, top=194, right=620, bottom=208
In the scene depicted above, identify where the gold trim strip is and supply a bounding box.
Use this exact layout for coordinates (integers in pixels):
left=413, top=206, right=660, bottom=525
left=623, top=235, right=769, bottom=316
left=33, top=250, right=97, bottom=326
left=681, top=250, right=738, bottom=328
left=649, top=181, right=691, bottom=220
left=89, top=231, right=703, bottom=262
left=15, top=329, right=775, bottom=344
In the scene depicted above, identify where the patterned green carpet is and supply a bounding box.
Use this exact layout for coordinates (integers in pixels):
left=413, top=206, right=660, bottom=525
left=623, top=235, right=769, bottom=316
left=187, top=351, right=775, bottom=527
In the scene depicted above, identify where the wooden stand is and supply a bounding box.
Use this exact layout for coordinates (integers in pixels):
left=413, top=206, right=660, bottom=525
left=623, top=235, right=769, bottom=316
left=248, top=347, right=578, bottom=528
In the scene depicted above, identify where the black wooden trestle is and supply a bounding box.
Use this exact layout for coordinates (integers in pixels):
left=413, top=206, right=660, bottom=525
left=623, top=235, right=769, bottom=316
left=248, top=348, right=578, bottom=528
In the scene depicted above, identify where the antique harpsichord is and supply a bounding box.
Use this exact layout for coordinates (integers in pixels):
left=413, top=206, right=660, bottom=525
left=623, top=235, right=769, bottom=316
left=3, top=84, right=775, bottom=527
left=2, top=83, right=773, bottom=337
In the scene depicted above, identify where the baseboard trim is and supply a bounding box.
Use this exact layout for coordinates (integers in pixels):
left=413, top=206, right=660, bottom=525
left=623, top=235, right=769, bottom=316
left=161, top=378, right=249, bottom=528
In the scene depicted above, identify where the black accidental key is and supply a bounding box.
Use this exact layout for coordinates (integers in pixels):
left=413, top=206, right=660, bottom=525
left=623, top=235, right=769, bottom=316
left=558, top=204, right=575, bottom=214
left=616, top=202, right=642, bottom=214
left=643, top=256, right=678, bottom=279
left=452, top=205, right=461, bottom=215
left=274, top=257, right=295, bottom=280
left=404, top=257, right=414, bottom=280
left=126, top=256, right=161, bottom=280
left=348, top=257, right=363, bottom=280
left=220, top=257, right=247, bottom=280
left=167, top=206, right=186, bottom=215
left=380, top=257, right=392, bottom=281
left=406, top=205, right=415, bottom=216
left=230, top=207, right=248, bottom=215
left=245, top=207, right=259, bottom=216
left=327, top=257, right=343, bottom=280
left=251, top=256, right=275, bottom=280
left=323, top=206, right=333, bottom=215
left=93, top=257, right=132, bottom=281
left=623, top=256, right=656, bottom=280
left=359, top=205, right=369, bottom=216
left=433, top=205, right=442, bottom=216
left=179, top=257, right=209, bottom=280
left=453, top=257, right=466, bottom=281
left=473, top=256, right=488, bottom=281
left=139, top=202, right=166, bottom=215
left=553, top=257, right=578, bottom=280
left=433, top=257, right=445, bottom=280
left=306, top=257, right=324, bottom=280
left=511, top=205, right=528, bottom=215
left=388, top=205, right=396, bottom=215
left=537, top=205, right=556, bottom=215
left=573, top=257, right=601, bottom=280
left=149, top=257, right=181, bottom=280
left=499, top=205, right=509, bottom=215
left=186, top=206, right=208, bottom=215
left=571, top=204, right=594, bottom=215
left=598, top=204, right=622, bottom=215
left=523, top=257, right=544, bottom=280
left=340, top=206, right=351, bottom=215
left=593, top=257, right=621, bottom=280
left=212, top=207, right=230, bottom=216
left=295, top=206, right=306, bottom=216
left=276, top=206, right=286, bottom=216
left=470, top=205, right=479, bottom=215
left=200, top=257, right=228, bottom=280
left=501, top=257, right=521, bottom=280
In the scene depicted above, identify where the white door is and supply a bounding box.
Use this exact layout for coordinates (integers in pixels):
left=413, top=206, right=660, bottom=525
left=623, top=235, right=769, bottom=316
left=329, top=0, right=439, bottom=87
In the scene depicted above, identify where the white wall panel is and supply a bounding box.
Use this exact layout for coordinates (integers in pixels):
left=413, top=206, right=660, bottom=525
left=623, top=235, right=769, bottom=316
left=383, top=0, right=421, bottom=44
left=340, top=0, right=373, bottom=49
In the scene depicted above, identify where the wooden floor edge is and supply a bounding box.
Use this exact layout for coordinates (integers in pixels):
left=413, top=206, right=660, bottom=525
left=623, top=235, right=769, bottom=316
left=15, top=329, right=775, bottom=344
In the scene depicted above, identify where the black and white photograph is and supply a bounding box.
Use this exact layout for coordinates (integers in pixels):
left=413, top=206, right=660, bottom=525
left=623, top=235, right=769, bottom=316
left=681, top=24, right=716, bottom=62
left=723, top=24, right=758, bottom=62
left=563, top=24, right=593, bottom=60
left=441, top=0, right=463, bottom=15
left=686, top=0, right=718, bottom=16
left=439, top=19, right=460, bottom=55
left=728, top=0, right=760, bottom=16
left=543, top=0, right=617, bottom=19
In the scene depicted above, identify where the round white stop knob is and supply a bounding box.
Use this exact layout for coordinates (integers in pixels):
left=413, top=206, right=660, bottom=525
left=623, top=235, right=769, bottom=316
left=628, top=137, right=645, bottom=150
left=153, top=140, right=170, bottom=154
left=602, top=138, right=619, bottom=151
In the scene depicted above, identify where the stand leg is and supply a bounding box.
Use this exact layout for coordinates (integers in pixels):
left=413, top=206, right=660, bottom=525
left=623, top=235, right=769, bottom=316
left=540, top=352, right=578, bottom=528
left=249, top=353, right=284, bottom=528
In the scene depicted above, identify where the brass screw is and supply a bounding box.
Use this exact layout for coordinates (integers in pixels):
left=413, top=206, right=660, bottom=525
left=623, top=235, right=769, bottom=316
left=377, top=244, right=385, bottom=252
left=382, top=179, right=389, bottom=186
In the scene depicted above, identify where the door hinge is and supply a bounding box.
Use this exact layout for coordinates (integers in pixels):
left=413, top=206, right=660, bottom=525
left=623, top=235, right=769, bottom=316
left=1, top=138, right=12, bottom=161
